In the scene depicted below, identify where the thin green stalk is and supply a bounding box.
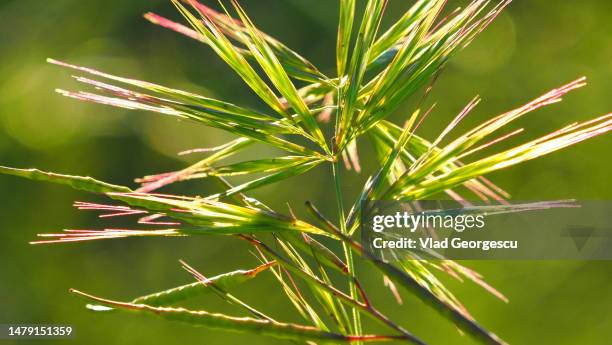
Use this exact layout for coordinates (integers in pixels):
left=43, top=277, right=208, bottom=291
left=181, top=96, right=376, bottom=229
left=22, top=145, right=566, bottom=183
left=332, top=160, right=362, bottom=342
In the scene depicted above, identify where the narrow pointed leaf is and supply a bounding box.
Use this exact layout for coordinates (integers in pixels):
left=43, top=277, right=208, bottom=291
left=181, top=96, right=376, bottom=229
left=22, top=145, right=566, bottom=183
left=368, top=0, right=441, bottom=63
left=106, top=192, right=330, bottom=237
left=108, top=262, right=275, bottom=307
left=336, top=0, right=387, bottom=149
left=138, top=137, right=254, bottom=192
left=207, top=157, right=324, bottom=200
left=316, top=218, right=506, bottom=345
left=184, top=1, right=329, bottom=83
left=336, top=0, right=355, bottom=77
left=71, top=289, right=408, bottom=344
left=172, top=0, right=293, bottom=122
left=230, top=0, right=328, bottom=151
left=0, top=166, right=131, bottom=193
left=186, top=156, right=319, bottom=179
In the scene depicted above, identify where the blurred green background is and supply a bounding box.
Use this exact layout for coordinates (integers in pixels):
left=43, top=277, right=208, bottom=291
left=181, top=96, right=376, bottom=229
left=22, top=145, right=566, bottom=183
left=1, top=0, right=611, bottom=344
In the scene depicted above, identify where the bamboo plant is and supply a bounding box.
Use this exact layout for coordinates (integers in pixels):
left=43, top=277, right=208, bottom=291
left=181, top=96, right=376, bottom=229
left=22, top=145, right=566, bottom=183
left=2, top=0, right=611, bottom=344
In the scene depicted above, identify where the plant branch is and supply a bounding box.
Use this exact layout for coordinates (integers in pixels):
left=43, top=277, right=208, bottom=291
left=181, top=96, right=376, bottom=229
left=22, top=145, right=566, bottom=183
left=239, top=235, right=426, bottom=345
left=306, top=201, right=505, bottom=345
left=332, top=159, right=363, bottom=341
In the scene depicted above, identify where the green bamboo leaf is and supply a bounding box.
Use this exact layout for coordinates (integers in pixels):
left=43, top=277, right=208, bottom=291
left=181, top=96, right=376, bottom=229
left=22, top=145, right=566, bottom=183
left=355, top=0, right=445, bottom=134
left=273, top=236, right=332, bottom=330
left=310, top=255, right=352, bottom=334
left=137, top=137, right=254, bottom=192
left=186, top=156, right=319, bottom=179
left=368, top=0, right=439, bottom=63
left=132, top=262, right=275, bottom=306
left=261, top=250, right=322, bottom=327
left=366, top=0, right=494, bottom=73
left=230, top=0, right=329, bottom=152
left=172, top=0, right=294, bottom=124
left=146, top=156, right=326, bottom=204
left=292, top=233, right=348, bottom=274
left=286, top=232, right=353, bottom=333
left=336, top=0, right=387, bottom=150
left=85, top=262, right=276, bottom=309
left=172, top=2, right=329, bottom=84
left=368, top=256, right=505, bottom=345
left=55, top=86, right=315, bottom=156
left=344, top=111, right=419, bottom=230
left=399, top=113, right=612, bottom=200
left=368, top=110, right=420, bottom=198
left=0, top=166, right=131, bottom=193
left=207, top=157, right=324, bottom=200
left=373, top=1, right=510, bottom=117
left=48, top=59, right=277, bottom=124
left=369, top=132, right=404, bottom=186
left=70, top=289, right=408, bottom=344
left=106, top=193, right=330, bottom=237
left=387, top=79, right=588, bottom=198
left=372, top=120, right=508, bottom=202
left=48, top=60, right=322, bottom=155
left=312, top=213, right=506, bottom=345
left=336, top=0, right=355, bottom=77
left=179, top=260, right=277, bottom=322
left=243, top=232, right=425, bottom=344
left=348, top=1, right=510, bottom=139
left=60, top=84, right=287, bottom=135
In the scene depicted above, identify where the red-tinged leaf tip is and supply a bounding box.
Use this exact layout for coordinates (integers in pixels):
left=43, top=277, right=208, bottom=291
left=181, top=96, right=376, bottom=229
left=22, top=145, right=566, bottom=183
left=459, top=128, right=525, bottom=159
left=47, top=58, right=79, bottom=70
left=138, top=213, right=181, bottom=226
left=144, top=12, right=203, bottom=41
left=186, top=0, right=242, bottom=25
left=143, top=12, right=161, bottom=24
left=246, top=261, right=277, bottom=277
left=31, top=228, right=182, bottom=245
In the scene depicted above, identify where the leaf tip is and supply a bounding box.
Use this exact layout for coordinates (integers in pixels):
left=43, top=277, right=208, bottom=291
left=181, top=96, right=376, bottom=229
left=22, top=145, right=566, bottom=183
left=143, top=12, right=159, bottom=24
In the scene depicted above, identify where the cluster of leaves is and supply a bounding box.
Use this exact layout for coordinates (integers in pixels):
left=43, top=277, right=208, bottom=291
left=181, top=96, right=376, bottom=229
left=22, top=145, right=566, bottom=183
left=2, top=0, right=611, bottom=344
